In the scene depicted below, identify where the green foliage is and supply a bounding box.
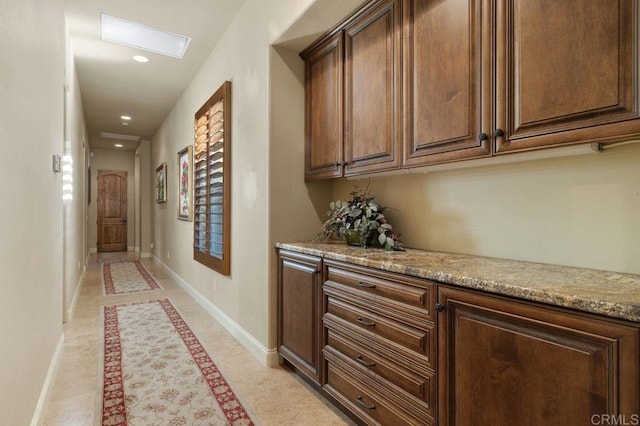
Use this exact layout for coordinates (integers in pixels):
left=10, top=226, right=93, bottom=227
left=314, top=186, right=402, bottom=250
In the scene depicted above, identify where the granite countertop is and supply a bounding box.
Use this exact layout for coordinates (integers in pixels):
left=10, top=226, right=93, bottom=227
left=275, top=241, right=640, bottom=323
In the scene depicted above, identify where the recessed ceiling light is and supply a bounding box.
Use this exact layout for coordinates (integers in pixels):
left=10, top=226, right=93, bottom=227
left=133, top=55, right=149, bottom=63
left=121, top=122, right=129, bottom=126
left=101, top=14, right=192, bottom=59
left=120, top=115, right=132, bottom=120
left=115, top=144, right=124, bottom=149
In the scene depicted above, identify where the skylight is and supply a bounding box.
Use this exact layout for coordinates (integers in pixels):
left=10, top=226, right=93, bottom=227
left=101, top=14, right=191, bottom=59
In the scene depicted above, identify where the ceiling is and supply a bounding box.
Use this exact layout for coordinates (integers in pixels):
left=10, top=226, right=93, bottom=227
left=65, top=0, right=247, bottom=151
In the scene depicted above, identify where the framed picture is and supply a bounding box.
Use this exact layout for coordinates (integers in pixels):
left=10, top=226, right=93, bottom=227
left=177, top=146, right=193, bottom=221
left=155, top=162, right=167, bottom=203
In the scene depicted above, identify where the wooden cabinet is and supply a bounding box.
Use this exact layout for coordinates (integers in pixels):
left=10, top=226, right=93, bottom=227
left=304, top=0, right=640, bottom=173
left=344, top=0, right=401, bottom=175
left=437, top=285, right=640, bottom=426
left=277, top=250, right=323, bottom=385
left=322, top=260, right=437, bottom=425
left=496, top=0, right=640, bottom=153
left=301, top=0, right=401, bottom=181
left=402, top=0, right=492, bottom=166
left=302, top=33, right=344, bottom=180
left=276, top=249, right=640, bottom=425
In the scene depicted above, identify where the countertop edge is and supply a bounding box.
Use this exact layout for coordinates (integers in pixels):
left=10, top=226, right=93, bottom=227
left=275, top=242, right=640, bottom=323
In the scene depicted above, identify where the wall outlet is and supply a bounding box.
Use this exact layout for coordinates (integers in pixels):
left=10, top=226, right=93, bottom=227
left=150, top=242, right=154, bottom=249
left=213, top=279, right=217, bottom=291
left=167, top=251, right=170, bottom=259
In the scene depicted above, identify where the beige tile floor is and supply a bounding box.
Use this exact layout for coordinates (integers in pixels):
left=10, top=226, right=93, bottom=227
left=41, top=252, right=353, bottom=425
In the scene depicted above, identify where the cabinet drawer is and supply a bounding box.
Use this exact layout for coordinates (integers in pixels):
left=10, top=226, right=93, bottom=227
left=325, top=355, right=433, bottom=426
left=325, top=261, right=435, bottom=321
left=326, top=328, right=435, bottom=417
left=327, top=296, right=433, bottom=357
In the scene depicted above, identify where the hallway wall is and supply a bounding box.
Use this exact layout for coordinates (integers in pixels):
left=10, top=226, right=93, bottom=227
left=150, top=0, right=331, bottom=362
left=88, top=149, right=136, bottom=252
left=0, top=0, right=66, bottom=423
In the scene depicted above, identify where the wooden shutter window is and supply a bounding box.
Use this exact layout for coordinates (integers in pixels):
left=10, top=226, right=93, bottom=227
left=193, top=81, right=231, bottom=275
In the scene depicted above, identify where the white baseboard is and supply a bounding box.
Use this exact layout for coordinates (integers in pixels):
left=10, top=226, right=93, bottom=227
left=140, top=252, right=151, bottom=258
left=152, top=256, right=279, bottom=367
left=127, top=246, right=134, bottom=252
left=65, top=270, right=85, bottom=322
left=30, top=333, right=64, bottom=426
left=89, top=248, right=97, bottom=254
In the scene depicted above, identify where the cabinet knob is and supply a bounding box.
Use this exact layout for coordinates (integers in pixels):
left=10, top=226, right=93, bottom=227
left=495, top=128, right=504, bottom=138
left=357, top=281, right=376, bottom=289
left=478, top=133, right=489, bottom=142
left=435, top=303, right=445, bottom=313
left=356, top=355, right=376, bottom=367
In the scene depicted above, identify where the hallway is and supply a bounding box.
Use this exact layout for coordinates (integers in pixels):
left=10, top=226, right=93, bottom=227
left=41, top=252, right=351, bottom=425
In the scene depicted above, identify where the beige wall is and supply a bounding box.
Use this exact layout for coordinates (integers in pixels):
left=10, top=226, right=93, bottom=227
left=333, top=143, right=640, bottom=275
left=151, top=0, right=337, bottom=355
left=88, top=149, right=136, bottom=251
left=63, top=41, right=89, bottom=321
left=0, top=0, right=65, bottom=423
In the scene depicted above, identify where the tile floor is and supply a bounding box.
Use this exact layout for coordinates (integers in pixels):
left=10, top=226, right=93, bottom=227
left=41, top=252, right=353, bottom=425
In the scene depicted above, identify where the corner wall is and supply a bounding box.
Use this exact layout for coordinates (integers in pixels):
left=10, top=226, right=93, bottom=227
left=0, top=0, right=66, bottom=423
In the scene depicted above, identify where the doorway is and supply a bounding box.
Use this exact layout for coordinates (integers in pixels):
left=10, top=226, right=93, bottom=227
left=97, top=170, right=127, bottom=252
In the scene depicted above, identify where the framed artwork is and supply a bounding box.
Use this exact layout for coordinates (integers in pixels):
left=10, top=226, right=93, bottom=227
left=177, top=146, right=193, bottom=221
left=155, top=162, right=167, bottom=203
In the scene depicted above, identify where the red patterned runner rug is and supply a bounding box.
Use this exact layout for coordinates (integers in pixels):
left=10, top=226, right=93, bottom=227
left=103, top=261, right=162, bottom=295
left=102, top=298, right=253, bottom=426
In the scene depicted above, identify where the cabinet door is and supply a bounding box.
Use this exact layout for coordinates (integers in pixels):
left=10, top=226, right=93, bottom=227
left=496, top=0, right=640, bottom=153
left=403, top=0, right=492, bottom=167
left=277, top=250, right=323, bottom=385
left=438, top=286, right=639, bottom=426
left=302, top=33, right=344, bottom=180
left=343, top=0, right=401, bottom=175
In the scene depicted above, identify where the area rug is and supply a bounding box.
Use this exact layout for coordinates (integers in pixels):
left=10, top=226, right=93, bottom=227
left=102, top=298, right=253, bottom=426
left=102, top=261, right=162, bottom=295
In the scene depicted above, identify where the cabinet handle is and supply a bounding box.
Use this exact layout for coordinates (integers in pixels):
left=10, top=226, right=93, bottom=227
left=357, top=281, right=376, bottom=289
left=478, top=132, right=488, bottom=142
left=435, top=303, right=445, bottom=313
left=356, top=396, right=376, bottom=410
left=495, top=128, right=504, bottom=138
left=356, top=355, right=376, bottom=367
left=343, top=161, right=348, bottom=167
left=356, top=317, right=376, bottom=327
left=333, top=162, right=340, bottom=168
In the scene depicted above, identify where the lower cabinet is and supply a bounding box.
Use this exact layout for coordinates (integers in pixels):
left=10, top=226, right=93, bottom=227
left=437, top=285, right=640, bottom=426
left=277, top=250, right=323, bottom=385
left=276, top=251, right=640, bottom=425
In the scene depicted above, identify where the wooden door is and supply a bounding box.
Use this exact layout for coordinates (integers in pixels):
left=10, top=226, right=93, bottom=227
left=496, top=0, right=640, bottom=153
left=402, top=0, right=492, bottom=166
left=277, top=250, right=323, bottom=385
left=344, top=0, right=401, bottom=176
left=97, top=170, right=127, bottom=252
left=302, top=32, right=344, bottom=181
left=438, top=286, right=640, bottom=426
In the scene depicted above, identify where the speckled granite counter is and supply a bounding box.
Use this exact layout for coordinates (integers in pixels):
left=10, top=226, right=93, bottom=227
left=275, top=241, right=640, bottom=323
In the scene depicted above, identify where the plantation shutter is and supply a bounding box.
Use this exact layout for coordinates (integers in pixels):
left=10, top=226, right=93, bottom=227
left=193, top=81, right=231, bottom=275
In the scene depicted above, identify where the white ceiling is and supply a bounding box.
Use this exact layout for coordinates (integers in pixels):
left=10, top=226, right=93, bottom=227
left=65, top=0, right=247, bottom=151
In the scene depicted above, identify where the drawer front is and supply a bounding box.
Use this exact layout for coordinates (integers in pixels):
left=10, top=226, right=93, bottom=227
left=325, top=358, right=432, bottom=426
left=327, top=296, right=432, bottom=357
left=325, top=261, right=435, bottom=320
left=327, top=327, right=434, bottom=414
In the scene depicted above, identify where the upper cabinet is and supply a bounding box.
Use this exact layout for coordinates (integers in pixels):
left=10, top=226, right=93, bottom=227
left=402, top=0, right=492, bottom=166
left=302, top=33, right=344, bottom=180
left=301, top=0, right=401, bottom=181
left=302, top=0, right=640, bottom=178
left=344, top=0, right=401, bottom=175
left=496, top=0, right=640, bottom=153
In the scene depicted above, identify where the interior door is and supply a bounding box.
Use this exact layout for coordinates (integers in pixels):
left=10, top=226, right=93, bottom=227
left=97, top=170, right=127, bottom=252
